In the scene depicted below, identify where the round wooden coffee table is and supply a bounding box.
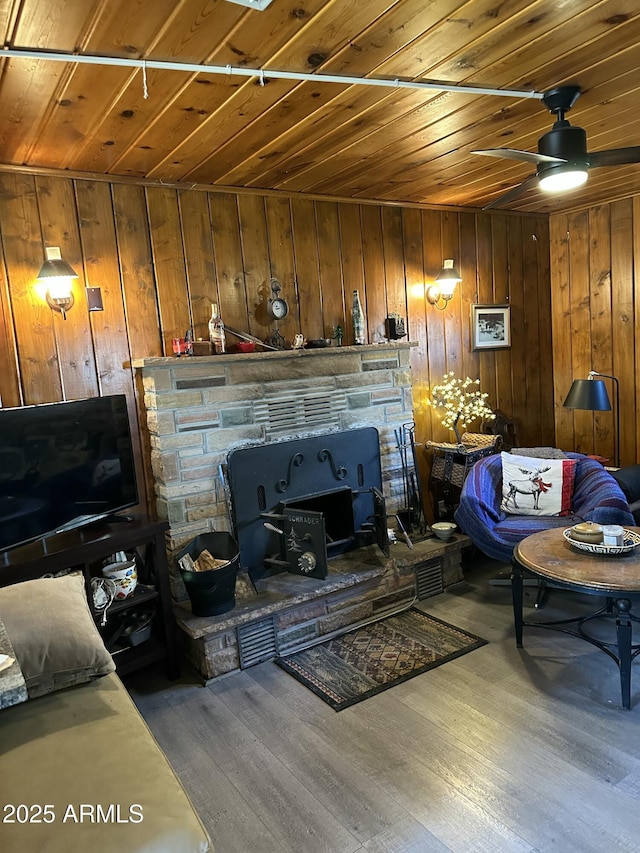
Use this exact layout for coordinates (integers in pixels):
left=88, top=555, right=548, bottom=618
left=512, top=526, right=640, bottom=709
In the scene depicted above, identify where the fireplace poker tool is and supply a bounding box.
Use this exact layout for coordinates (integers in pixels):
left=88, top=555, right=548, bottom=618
left=394, top=422, right=426, bottom=535
left=225, top=324, right=281, bottom=351
left=392, top=513, right=414, bottom=549
left=405, top=422, right=426, bottom=533
left=394, top=427, right=410, bottom=509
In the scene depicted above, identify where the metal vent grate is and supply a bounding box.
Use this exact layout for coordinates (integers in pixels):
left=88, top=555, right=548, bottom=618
left=254, top=387, right=346, bottom=437
left=415, top=559, right=444, bottom=600
left=237, top=617, right=277, bottom=668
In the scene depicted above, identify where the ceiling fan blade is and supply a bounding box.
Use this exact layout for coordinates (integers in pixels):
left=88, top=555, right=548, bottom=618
left=482, top=173, right=541, bottom=210
left=588, top=147, right=640, bottom=168
left=472, top=147, right=565, bottom=165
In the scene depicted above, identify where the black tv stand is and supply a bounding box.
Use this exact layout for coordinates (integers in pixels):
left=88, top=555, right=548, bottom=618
left=0, top=517, right=179, bottom=679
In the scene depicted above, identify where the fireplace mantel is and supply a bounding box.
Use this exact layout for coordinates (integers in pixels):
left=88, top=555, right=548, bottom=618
left=132, top=340, right=416, bottom=371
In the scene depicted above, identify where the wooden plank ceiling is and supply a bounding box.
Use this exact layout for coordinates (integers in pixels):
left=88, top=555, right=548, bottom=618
left=0, top=0, right=639, bottom=213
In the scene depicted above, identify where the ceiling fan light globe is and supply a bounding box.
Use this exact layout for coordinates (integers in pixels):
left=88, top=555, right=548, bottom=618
left=539, top=167, right=588, bottom=192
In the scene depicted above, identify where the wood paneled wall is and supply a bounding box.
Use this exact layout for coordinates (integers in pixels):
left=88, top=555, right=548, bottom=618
left=0, top=170, right=554, bottom=511
left=550, top=198, right=640, bottom=467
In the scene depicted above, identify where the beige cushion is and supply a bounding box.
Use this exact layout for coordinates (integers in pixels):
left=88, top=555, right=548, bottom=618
left=0, top=574, right=115, bottom=698
left=510, top=446, right=567, bottom=459
left=0, top=672, right=212, bottom=852
left=501, top=452, right=577, bottom=516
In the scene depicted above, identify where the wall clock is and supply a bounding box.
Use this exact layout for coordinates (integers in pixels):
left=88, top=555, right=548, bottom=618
left=267, top=278, right=289, bottom=320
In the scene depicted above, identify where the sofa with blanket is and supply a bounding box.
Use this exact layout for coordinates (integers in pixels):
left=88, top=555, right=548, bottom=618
left=454, top=450, right=635, bottom=563
left=0, top=574, right=212, bottom=853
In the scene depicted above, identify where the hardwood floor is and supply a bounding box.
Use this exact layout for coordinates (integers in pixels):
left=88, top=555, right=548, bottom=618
left=127, top=554, right=640, bottom=853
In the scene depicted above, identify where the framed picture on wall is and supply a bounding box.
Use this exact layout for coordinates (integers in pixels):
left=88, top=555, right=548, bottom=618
left=471, top=304, right=511, bottom=351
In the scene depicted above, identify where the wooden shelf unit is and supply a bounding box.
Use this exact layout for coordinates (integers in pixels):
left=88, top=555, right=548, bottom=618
left=0, top=517, right=180, bottom=679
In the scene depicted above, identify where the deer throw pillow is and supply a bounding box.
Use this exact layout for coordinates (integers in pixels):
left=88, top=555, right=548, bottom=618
left=500, top=452, right=577, bottom=517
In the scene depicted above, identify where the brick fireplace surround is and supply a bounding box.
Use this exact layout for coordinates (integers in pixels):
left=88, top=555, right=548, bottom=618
left=134, top=343, right=468, bottom=680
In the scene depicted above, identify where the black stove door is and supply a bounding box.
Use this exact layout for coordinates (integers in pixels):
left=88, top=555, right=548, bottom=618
left=372, top=487, right=390, bottom=558
left=282, top=507, right=328, bottom=579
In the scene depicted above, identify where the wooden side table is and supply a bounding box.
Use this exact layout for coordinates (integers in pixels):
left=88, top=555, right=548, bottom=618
left=426, top=433, right=501, bottom=519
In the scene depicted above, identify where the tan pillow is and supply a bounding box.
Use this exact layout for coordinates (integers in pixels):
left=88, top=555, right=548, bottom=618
left=0, top=574, right=115, bottom=699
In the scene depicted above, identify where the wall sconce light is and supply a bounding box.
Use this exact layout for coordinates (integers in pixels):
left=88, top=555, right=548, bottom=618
left=37, top=247, right=79, bottom=320
left=426, top=259, right=462, bottom=311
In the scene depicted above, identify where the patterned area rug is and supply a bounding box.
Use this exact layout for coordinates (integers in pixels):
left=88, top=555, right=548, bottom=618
left=275, top=608, right=487, bottom=711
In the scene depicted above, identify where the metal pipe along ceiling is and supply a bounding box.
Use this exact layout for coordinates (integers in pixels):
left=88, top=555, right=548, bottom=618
left=0, top=47, right=544, bottom=100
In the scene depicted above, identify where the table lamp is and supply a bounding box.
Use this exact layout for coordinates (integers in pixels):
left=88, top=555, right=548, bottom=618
left=563, top=371, right=620, bottom=468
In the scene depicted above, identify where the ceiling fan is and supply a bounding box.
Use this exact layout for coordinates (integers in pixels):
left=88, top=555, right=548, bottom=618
left=473, top=86, right=640, bottom=209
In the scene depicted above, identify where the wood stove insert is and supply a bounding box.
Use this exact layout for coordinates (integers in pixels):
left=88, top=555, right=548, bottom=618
left=227, top=428, right=389, bottom=582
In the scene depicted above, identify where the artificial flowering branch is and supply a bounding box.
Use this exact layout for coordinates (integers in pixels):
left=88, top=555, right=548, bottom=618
left=428, top=372, right=495, bottom=443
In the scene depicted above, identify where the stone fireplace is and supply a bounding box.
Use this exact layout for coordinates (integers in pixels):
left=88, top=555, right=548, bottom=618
left=133, top=343, right=468, bottom=680
left=134, top=342, right=416, bottom=568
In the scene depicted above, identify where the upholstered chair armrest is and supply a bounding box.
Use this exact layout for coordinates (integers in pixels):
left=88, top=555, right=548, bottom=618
left=571, top=457, right=635, bottom=526
left=454, top=454, right=504, bottom=529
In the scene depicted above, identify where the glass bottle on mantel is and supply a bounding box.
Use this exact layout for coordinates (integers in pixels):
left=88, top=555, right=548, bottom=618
left=208, top=303, right=226, bottom=354
left=352, top=289, right=366, bottom=345
left=184, top=327, right=193, bottom=356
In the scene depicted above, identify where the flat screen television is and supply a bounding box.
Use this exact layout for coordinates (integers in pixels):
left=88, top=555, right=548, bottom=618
left=0, top=394, right=138, bottom=553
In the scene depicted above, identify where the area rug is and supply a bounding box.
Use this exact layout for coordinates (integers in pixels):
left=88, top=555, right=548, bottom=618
left=275, top=608, right=487, bottom=711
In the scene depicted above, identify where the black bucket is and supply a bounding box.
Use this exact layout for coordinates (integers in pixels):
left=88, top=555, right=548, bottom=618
left=177, top=532, right=239, bottom=617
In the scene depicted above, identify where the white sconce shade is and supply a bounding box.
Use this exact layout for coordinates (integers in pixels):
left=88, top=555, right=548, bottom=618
left=37, top=247, right=79, bottom=320
left=427, top=259, right=462, bottom=310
